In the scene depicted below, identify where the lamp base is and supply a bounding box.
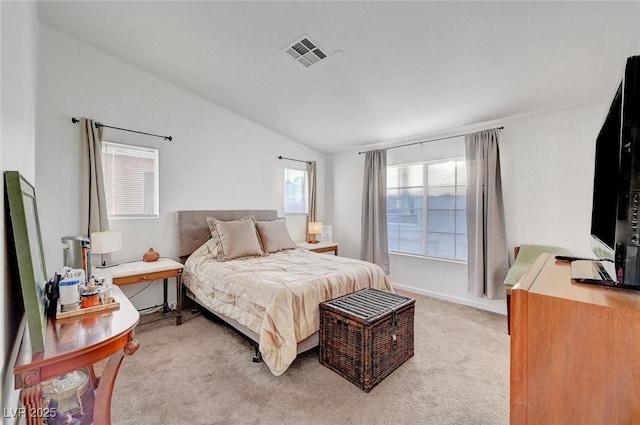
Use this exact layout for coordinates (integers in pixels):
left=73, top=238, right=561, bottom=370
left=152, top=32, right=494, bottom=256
left=307, top=239, right=320, bottom=244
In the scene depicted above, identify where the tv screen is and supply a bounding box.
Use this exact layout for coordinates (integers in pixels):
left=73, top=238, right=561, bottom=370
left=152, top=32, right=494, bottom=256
left=590, top=83, right=622, bottom=255
left=588, top=55, right=640, bottom=288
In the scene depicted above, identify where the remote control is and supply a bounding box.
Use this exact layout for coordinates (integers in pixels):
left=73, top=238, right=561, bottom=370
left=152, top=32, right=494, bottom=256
left=554, top=255, right=614, bottom=263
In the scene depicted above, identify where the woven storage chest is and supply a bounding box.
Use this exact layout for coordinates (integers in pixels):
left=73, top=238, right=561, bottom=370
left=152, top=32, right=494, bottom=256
left=319, top=288, right=415, bottom=392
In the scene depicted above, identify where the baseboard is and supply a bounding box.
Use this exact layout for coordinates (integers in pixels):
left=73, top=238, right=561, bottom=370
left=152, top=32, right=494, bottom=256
left=391, top=282, right=507, bottom=315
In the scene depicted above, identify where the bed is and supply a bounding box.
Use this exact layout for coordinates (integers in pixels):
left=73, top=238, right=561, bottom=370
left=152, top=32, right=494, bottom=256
left=176, top=209, right=392, bottom=376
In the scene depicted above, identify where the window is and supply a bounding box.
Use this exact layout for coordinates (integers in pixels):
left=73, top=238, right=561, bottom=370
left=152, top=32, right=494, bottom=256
left=387, top=159, right=467, bottom=261
left=284, top=168, right=308, bottom=214
left=101, top=141, right=159, bottom=219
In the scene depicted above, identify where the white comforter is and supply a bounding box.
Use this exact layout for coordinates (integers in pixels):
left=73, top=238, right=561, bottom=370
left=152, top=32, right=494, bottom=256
left=183, top=242, right=392, bottom=375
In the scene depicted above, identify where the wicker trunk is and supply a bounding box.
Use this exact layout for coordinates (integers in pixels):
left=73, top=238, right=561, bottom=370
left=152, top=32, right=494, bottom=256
left=319, top=288, right=415, bottom=392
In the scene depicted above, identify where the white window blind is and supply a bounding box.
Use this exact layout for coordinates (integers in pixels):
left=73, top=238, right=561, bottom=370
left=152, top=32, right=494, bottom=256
left=284, top=168, right=308, bottom=214
left=387, top=158, right=467, bottom=261
left=101, top=141, right=159, bottom=219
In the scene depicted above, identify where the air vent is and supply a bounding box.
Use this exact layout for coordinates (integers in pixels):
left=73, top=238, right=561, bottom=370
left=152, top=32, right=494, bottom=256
left=284, top=36, right=327, bottom=68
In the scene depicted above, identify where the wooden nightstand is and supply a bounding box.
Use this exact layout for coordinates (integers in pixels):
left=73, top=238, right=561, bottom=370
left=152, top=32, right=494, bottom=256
left=93, top=257, right=185, bottom=324
left=296, top=241, right=339, bottom=255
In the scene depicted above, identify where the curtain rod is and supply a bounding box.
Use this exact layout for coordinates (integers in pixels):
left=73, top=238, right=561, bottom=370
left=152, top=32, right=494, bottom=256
left=278, top=155, right=312, bottom=164
left=71, top=117, right=172, bottom=141
left=357, top=126, right=504, bottom=155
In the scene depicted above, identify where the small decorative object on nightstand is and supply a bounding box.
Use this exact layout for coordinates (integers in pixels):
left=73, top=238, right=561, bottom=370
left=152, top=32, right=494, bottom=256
left=321, top=225, right=333, bottom=243
left=143, top=248, right=160, bottom=262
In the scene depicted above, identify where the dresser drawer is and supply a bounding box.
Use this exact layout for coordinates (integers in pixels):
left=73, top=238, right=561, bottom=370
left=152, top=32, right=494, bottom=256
left=112, top=269, right=179, bottom=285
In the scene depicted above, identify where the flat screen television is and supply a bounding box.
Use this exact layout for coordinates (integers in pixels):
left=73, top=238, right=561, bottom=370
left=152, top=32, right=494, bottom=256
left=590, top=55, right=640, bottom=288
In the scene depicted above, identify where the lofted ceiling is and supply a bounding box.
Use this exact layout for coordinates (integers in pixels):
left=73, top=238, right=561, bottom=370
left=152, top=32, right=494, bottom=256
left=37, top=1, right=640, bottom=153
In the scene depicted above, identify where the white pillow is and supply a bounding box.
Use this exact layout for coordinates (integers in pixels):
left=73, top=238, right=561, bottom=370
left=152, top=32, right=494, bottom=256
left=255, top=218, right=297, bottom=253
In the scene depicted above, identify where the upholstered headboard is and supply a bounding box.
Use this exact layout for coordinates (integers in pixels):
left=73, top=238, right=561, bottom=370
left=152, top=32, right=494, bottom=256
left=176, top=209, right=278, bottom=261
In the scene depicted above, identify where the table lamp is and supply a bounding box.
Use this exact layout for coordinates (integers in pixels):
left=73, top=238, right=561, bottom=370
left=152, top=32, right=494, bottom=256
left=91, top=230, right=122, bottom=268
left=308, top=222, right=322, bottom=244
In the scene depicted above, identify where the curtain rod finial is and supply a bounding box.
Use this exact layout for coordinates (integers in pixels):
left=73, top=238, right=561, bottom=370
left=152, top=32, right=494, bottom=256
left=71, top=117, right=79, bottom=123
left=166, top=136, right=173, bottom=141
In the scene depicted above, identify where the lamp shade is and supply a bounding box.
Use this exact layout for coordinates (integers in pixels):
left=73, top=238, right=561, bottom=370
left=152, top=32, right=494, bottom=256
left=308, top=222, right=323, bottom=235
left=90, top=230, right=122, bottom=254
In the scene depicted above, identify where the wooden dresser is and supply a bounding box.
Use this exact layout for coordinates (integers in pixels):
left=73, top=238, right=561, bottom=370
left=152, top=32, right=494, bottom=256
left=13, top=285, right=139, bottom=425
left=510, top=253, right=640, bottom=425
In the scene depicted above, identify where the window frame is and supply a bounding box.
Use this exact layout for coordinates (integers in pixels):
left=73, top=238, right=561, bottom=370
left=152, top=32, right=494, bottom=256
left=283, top=167, right=308, bottom=215
left=101, top=140, right=160, bottom=220
left=387, top=157, right=467, bottom=262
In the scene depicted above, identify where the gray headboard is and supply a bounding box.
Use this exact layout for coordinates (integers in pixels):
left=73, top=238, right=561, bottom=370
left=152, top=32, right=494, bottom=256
left=176, top=209, right=278, bottom=260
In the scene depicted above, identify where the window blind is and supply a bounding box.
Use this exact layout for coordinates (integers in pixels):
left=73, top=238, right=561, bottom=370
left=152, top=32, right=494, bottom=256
left=387, top=158, right=467, bottom=261
left=101, top=141, right=159, bottom=219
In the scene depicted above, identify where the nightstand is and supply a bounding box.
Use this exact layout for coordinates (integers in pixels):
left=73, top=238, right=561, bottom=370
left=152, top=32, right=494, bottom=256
left=296, top=241, right=339, bottom=255
left=93, top=257, right=185, bottom=324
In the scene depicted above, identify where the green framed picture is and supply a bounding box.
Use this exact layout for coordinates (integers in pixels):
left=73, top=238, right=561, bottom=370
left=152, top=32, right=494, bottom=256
left=5, top=171, right=47, bottom=353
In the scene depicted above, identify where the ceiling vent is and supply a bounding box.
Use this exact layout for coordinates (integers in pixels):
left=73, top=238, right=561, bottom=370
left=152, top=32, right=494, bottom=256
left=284, top=36, right=327, bottom=68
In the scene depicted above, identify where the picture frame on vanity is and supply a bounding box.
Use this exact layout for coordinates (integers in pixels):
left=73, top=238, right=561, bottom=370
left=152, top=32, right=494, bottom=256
left=321, top=225, right=333, bottom=243
left=5, top=171, right=48, bottom=353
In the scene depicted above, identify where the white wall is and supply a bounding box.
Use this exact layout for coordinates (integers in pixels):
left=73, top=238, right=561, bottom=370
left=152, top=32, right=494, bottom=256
left=501, top=104, right=607, bottom=258
left=37, top=25, right=326, bottom=311
left=1, top=0, right=39, bottom=420
left=331, top=102, right=608, bottom=314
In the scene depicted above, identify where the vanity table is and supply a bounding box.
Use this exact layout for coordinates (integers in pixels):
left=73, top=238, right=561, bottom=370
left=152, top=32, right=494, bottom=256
left=13, top=285, right=139, bottom=425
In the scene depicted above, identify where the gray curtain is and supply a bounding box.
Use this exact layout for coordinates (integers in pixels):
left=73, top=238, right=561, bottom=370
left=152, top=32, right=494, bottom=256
left=361, top=149, right=389, bottom=274
left=465, top=129, right=508, bottom=299
left=80, top=118, right=109, bottom=236
left=307, top=160, right=317, bottom=222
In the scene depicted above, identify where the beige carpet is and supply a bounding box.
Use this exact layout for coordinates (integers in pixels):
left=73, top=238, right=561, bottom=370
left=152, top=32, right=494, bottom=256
left=112, top=294, right=509, bottom=425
